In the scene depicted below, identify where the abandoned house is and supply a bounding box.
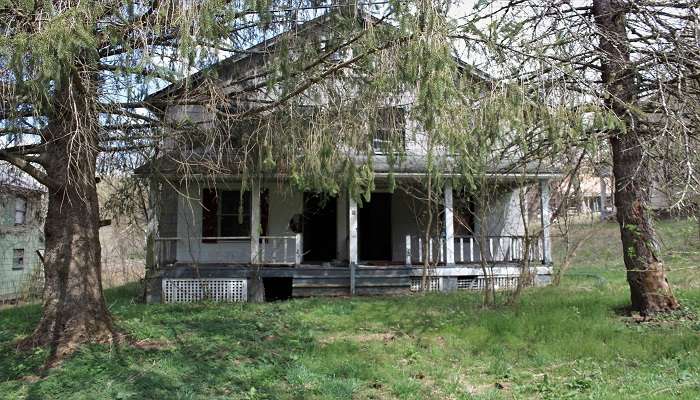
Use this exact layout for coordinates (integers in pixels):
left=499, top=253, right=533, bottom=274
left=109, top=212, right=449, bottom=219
left=138, top=11, right=558, bottom=303
left=0, top=184, right=44, bottom=300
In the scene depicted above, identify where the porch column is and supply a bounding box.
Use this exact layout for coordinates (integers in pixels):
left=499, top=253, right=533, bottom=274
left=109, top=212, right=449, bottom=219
left=539, top=179, right=552, bottom=264
left=444, top=180, right=455, bottom=265
left=250, top=180, right=261, bottom=264
left=348, top=194, right=358, bottom=265
left=144, top=179, right=160, bottom=304
left=336, top=192, right=348, bottom=261
left=145, top=179, right=159, bottom=270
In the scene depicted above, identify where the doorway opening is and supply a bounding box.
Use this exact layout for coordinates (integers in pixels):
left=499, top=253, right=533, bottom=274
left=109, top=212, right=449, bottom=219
left=359, top=192, right=392, bottom=262
left=302, top=193, right=337, bottom=262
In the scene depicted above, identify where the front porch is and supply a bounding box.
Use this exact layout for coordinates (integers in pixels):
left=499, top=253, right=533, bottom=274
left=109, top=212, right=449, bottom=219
left=147, top=177, right=554, bottom=302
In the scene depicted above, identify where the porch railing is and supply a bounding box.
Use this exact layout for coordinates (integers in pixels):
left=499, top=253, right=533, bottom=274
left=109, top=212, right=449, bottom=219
left=154, top=234, right=302, bottom=267
left=258, top=235, right=302, bottom=265
left=404, top=235, right=543, bottom=265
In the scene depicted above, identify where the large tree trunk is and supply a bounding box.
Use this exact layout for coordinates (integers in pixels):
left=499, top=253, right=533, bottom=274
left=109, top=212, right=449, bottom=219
left=20, top=66, right=117, bottom=364
left=593, top=0, right=679, bottom=315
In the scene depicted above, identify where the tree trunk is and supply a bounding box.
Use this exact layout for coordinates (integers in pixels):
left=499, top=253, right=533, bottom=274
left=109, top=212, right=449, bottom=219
left=593, top=0, right=679, bottom=315
left=19, top=66, right=117, bottom=364
left=248, top=268, right=265, bottom=302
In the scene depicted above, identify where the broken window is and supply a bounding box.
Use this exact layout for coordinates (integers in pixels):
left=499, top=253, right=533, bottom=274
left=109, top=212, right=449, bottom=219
left=12, top=249, right=24, bottom=270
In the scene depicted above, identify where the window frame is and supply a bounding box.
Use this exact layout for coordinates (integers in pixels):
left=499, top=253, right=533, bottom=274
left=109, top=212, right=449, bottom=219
left=201, top=189, right=252, bottom=242
left=12, top=248, right=25, bottom=270
left=218, top=190, right=251, bottom=238
left=372, top=107, right=406, bottom=154
left=14, top=196, right=27, bottom=225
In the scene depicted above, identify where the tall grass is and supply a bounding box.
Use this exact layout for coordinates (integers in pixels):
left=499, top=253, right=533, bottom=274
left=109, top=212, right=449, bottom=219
left=0, top=219, right=698, bottom=399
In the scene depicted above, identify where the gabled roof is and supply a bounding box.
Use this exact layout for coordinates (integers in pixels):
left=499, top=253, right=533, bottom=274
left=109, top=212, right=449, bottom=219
left=144, top=10, right=380, bottom=109
left=144, top=8, right=490, bottom=110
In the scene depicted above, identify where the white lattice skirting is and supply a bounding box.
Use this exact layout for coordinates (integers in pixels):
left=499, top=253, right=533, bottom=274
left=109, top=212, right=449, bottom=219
left=162, top=279, right=247, bottom=303
left=457, top=276, right=520, bottom=291
left=410, top=277, right=441, bottom=292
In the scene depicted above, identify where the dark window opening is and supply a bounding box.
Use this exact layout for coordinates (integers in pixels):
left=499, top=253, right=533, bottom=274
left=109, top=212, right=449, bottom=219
left=12, top=249, right=24, bottom=270
left=220, top=190, right=251, bottom=237
left=263, top=277, right=293, bottom=301
left=201, top=189, right=252, bottom=242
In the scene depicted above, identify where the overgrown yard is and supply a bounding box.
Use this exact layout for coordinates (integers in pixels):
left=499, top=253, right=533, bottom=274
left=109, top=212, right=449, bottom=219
left=1, top=219, right=699, bottom=399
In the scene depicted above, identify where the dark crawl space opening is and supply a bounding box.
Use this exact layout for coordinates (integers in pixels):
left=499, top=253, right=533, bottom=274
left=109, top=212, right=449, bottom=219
left=263, top=277, right=293, bottom=301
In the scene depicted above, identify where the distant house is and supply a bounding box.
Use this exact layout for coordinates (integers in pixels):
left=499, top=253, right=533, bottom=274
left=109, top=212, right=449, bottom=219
left=557, top=174, right=614, bottom=219
left=0, top=184, right=44, bottom=300
left=138, top=11, right=559, bottom=303
left=563, top=172, right=681, bottom=220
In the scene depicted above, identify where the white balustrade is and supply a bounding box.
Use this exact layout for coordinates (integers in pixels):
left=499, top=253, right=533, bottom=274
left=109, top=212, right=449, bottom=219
left=404, top=234, right=543, bottom=265
left=154, top=234, right=302, bottom=267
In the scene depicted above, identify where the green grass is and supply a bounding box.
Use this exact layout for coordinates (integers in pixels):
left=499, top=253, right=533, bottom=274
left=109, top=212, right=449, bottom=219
left=1, top=219, right=699, bottom=399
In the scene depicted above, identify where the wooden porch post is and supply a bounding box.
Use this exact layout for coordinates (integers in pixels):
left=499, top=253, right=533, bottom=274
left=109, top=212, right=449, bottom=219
left=539, top=179, right=552, bottom=264
left=444, top=179, right=455, bottom=265
left=145, top=179, right=159, bottom=270
left=250, top=180, right=261, bottom=264
left=348, top=193, right=358, bottom=265
left=144, top=178, right=160, bottom=303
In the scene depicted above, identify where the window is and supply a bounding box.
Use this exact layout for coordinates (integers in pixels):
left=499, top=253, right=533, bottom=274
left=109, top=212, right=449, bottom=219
left=372, top=107, right=405, bottom=153
left=14, top=196, right=27, bottom=225
left=201, top=189, right=251, bottom=242
left=12, top=249, right=24, bottom=270
left=220, top=190, right=251, bottom=237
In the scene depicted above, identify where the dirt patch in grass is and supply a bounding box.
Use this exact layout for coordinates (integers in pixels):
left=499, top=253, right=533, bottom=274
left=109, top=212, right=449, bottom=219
left=319, top=331, right=401, bottom=344
left=20, top=374, right=42, bottom=384
left=132, top=338, right=174, bottom=351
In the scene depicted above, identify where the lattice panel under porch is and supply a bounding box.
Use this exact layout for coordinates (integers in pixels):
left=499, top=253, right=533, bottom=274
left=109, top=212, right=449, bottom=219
left=162, top=279, right=247, bottom=303
left=410, top=277, right=441, bottom=292
left=457, top=276, right=519, bottom=291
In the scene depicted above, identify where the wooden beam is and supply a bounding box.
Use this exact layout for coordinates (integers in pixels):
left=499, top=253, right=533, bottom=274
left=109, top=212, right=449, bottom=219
left=250, top=180, right=261, bottom=264
left=348, top=193, right=358, bottom=265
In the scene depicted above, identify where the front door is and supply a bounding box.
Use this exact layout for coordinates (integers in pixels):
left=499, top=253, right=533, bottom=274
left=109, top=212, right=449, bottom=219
left=359, top=193, right=392, bottom=262
left=302, top=193, right=337, bottom=262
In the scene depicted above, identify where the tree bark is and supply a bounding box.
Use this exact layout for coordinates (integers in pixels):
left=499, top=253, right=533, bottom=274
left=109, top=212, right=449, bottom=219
left=593, top=0, right=679, bottom=315
left=19, top=65, right=118, bottom=364
left=248, top=268, right=265, bottom=302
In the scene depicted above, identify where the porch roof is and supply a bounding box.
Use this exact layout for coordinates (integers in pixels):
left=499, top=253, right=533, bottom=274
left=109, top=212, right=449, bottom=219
left=134, top=153, right=560, bottom=180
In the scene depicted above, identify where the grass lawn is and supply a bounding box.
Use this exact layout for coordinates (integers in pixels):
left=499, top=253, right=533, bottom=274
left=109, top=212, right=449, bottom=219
left=1, top=219, right=699, bottom=399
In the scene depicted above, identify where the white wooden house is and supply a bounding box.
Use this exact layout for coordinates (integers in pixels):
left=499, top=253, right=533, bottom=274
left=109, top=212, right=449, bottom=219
left=138, top=11, right=558, bottom=303
left=0, top=184, right=44, bottom=300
